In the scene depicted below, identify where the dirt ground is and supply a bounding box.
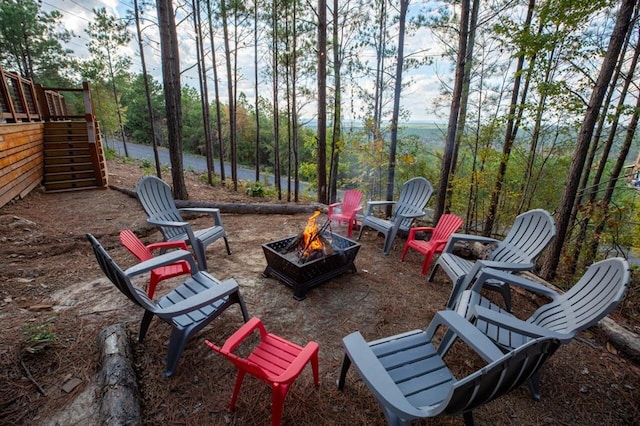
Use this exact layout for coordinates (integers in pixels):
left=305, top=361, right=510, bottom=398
left=1, top=157, right=639, bottom=425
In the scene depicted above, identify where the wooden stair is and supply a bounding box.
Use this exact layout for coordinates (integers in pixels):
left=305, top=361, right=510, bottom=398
left=43, top=121, right=108, bottom=192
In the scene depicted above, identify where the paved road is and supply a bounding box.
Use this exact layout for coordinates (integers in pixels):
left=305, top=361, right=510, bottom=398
left=107, top=139, right=307, bottom=193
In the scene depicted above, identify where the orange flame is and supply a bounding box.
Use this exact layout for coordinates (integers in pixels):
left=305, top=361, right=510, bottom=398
left=302, top=211, right=323, bottom=254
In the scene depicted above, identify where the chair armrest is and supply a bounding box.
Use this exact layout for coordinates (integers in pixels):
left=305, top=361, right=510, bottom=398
left=396, top=208, right=426, bottom=220
left=342, top=331, right=426, bottom=419
left=146, top=240, right=189, bottom=252
left=407, top=226, right=434, bottom=240
left=363, top=200, right=396, bottom=216
left=425, top=310, right=504, bottom=362
left=155, top=278, right=240, bottom=317
left=179, top=207, right=224, bottom=226
left=442, top=233, right=499, bottom=253
left=470, top=267, right=558, bottom=299
left=147, top=217, right=189, bottom=228
left=472, top=305, right=568, bottom=341
left=328, top=202, right=342, bottom=216
left=125, top=250, right=198, bottom=277
left=269, top=341, right=319, bottom=383
left=219, top=317, right=266, bottom=353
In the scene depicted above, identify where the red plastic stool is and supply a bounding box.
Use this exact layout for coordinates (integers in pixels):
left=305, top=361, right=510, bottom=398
left=205, top=317, right=320, bottom=426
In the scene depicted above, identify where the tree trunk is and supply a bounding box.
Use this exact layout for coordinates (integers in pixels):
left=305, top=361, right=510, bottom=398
left=133, top=0, right=161, bottom=179
left=317, top=0, right=327, bottom=204
left=385, top=0, right=409, bottom=205
left=540, top=0, right=636, bottom=279
left=156, top=0, right=188, bottom=199
left=434, top=0, right=469, bottom=223
left=206, top=0, right=226, bottom=183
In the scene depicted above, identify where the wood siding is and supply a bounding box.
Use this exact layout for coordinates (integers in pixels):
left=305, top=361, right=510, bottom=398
left=0, top=123, right=44, bottom=208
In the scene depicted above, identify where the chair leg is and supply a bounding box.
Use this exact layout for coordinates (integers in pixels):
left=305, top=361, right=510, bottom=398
left=401, top=242, right=410, bottom=262
left=271, top=383, right=289, bottom=426
left=420, top=252, right=435, bottom=276
left=148, top=273, right=160, bottom=298
left=165, top=328, right=189, bottom=377
left=229, top=370, right=246, bottom=410
left=223, top=237, right=231, bottom=255
left=427, top=263, right=439, bottom=282
left=194, top=240, right=208, bottom=271
left=463, top=410, right=475, bottom=426
left=527, top=371, right=541, bottom=401
left=311, top=347, right=320, bottom=386
left=357, top=224, right=365, bottom=240
left=139, top=311, right=155, bottom=342
left=337, top=354, right=351, bottom=390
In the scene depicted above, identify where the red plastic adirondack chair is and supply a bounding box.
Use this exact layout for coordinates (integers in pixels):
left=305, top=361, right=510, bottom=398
left=328, top=189, right=363, bottom=237
left=401, top=214, right=463, bottom=275
left=205, top=317, right=320, bottom=426
left=119, top=229, right=192, bottom=298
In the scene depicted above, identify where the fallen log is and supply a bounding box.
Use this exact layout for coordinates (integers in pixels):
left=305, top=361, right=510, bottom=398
left=110, top=184, right=325, bottom=215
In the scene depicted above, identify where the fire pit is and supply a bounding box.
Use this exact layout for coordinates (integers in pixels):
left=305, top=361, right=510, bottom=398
left=262, top=213, right=361, bottom=300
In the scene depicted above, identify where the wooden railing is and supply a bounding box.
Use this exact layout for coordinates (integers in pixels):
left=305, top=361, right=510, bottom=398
left=0, top=69, right=44, bottom=123
left=0, top=68, right=108, bottom=205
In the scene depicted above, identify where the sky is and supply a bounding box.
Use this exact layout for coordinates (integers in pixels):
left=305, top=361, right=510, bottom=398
left=40, top=0, right=448, bottom=124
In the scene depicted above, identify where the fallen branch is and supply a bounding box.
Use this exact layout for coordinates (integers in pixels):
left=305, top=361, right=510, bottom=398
left=21, top=357, right=46, bottom=396
left=109, top=184, right=325, bottom=215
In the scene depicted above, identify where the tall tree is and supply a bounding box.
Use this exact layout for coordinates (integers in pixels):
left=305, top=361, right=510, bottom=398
left=434, top=0, right=470, bottom=222
left=385, top=0, right=410, bottom=205
left=540, top=0, right=636, bottom=279
left=156, top=0, right=188, bottom=199
left=206, top=0, right=226, bottom=182
left=0, top=0, right=73, bottom=85
left=86, top=7, right=132, bottom=157
left=317, top=0, right=328, bottom=203
left=133, top=0, right=162, bottom=178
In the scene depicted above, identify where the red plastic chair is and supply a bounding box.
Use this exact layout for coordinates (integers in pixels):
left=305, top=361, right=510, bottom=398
left=119, top=229, right=192, bottom=298
left=328, top=189, right=363, bottom=237
left=205, top=317, right=320, bottom=426
left=401, top=214, right=463, bottom=275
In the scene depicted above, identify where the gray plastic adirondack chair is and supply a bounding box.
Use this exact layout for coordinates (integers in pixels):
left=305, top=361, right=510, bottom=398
left=87, top=233, right=249, bottom=377
left=357, top=177, right=433, bottom=255
left=337, top=310, right=560, bottom=426
left=452, top=257, right=629, bottom=399
left=428, top=209, right=556, bottom=311
left=136, top=175, right=230, bottom=271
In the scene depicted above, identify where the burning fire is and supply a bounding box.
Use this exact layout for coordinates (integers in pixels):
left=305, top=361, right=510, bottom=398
left=301, top=211, right=324, bottom=255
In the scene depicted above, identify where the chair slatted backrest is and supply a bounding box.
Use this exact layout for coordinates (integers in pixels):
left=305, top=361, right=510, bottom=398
left=136, top=176, right=185, bottom=241
left=341, top=189, right=363, bottom=216
left=444, top=336, right=559, bottom=417
left=529, top=258, right=629, bottom=335
left=432, top=214, right=464, bottom=242
left=393, top=177, right=434, bottom=230
left=119, top=229, right=153, bottom=262
left=491, top=209, right=556, bottom=263
left=87, top=233, right=156, bottom=312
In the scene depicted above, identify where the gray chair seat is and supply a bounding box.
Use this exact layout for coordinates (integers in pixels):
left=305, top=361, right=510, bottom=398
left=87, top=233, right=249, bottom=377
left=337, top=310, right=560, bottom=425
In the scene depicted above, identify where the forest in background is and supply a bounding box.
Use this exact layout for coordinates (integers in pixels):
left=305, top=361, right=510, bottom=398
left=1, top=0, right=640, bottom=289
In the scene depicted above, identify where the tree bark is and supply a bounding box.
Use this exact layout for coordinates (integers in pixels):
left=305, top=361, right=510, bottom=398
left=156, top=0, right=188, bottom=199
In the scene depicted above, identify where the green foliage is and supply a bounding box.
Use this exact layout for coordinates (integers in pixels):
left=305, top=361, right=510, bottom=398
left=121, top=73, right=165, bottom=145
left=104, top=147, right=117, bottom=161
left=0, top=0, right=75, bottom=84
left=245, top=181, right=267, bottom=197
left=22, top=319, right=56, bottom=354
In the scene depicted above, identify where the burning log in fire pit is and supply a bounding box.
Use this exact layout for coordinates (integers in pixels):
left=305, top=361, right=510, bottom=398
left=262, top=211, right=361, bottom=300
left=281, top=211, right=334, bottom=263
